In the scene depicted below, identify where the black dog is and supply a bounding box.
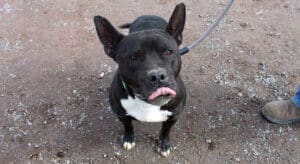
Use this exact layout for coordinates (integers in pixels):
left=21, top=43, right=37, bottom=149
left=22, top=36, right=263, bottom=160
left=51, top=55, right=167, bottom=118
left=94, top=3, right=186, bottom=157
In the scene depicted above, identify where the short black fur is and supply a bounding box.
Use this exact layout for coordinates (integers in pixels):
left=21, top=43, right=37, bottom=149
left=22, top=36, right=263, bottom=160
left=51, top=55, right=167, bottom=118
left=94, top=3, right=187, bottom=157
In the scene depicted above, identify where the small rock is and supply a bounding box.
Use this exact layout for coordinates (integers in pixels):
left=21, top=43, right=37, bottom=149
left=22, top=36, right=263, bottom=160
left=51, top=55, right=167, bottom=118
left=206, top=139, right=212, bottom=144
left=280, top=72, right=288, bottom=79
left=225, top=40, right=230, bottom=46
left=100, top=72, right=105, bottom=78
left=34, top=143, right=41, bottom=148
left=239, top=22, right=247, bottom=28
left=27, top=119, right=33, bottom=126
left=78, top=113, right=87, bottom=125
left=57, top=151, right=64, bottom=158
left=114, top=151, right=121, bottom=156
left=28, top=153, right=39, bottom=160
left=230, top=109, right=236, bottom=115
left=9, top=73, right=16, bottom=78
left=258, top=62, right=266, bottom=70
left=267, top=31, right=280, bottom=37
left=256, top=10, right=263, bottom=15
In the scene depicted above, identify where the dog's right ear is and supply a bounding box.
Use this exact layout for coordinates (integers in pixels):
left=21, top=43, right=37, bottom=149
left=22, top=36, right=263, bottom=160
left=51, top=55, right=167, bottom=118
left=166, top=3, right=186, bottom=45
left=94, top=16, right=124, bottom=59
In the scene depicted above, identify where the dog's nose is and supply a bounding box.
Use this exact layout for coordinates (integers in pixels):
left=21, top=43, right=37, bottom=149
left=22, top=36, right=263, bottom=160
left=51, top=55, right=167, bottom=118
left=147, top=69, right=168, bottom=84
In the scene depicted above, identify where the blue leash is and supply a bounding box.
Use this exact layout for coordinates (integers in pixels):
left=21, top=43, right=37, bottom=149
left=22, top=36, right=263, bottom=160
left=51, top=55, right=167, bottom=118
left=179, top=0, right=235, bottom=55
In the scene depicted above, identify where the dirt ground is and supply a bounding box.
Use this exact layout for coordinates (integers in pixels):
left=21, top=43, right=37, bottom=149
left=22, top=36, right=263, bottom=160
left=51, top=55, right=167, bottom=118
left=0, top=0, right=299, bottom=163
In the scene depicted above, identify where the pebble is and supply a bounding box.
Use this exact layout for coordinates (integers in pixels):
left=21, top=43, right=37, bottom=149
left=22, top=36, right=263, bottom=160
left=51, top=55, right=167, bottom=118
left=100, top=72, right=105, bottom=78
left=9, top=73, right=16, bottom=78
left=206, top=139, right=212, bottom=144
left=240, top=22, right=247, bottom=28
left=258, top=62, right=266, bottom=70
left=225, top=40, right=230, bottom=46
left=114, top=151, right=121, bottom=156
left=256, top=10, right=263, bottom=15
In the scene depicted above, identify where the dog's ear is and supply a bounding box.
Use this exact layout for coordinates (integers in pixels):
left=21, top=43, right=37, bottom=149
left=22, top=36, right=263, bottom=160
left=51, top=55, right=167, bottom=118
left=166, top=3, right=186, bottom=45
left=94, top=16, right=124, bottom=59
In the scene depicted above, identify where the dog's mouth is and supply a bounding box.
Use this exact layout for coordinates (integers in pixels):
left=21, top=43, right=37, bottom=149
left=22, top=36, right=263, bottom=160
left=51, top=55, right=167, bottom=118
left=148, top=87, right=176, bottom=100
left=146, top=87, right=176, bottom=106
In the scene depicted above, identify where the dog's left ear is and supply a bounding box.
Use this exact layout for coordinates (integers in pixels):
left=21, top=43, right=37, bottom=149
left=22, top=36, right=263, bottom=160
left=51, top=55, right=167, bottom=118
left=166, top=3, right=186, bottom=45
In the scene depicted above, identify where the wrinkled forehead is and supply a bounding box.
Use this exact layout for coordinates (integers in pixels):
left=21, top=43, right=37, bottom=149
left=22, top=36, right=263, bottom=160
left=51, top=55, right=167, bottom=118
left=117, top=30, right=178, bottom=55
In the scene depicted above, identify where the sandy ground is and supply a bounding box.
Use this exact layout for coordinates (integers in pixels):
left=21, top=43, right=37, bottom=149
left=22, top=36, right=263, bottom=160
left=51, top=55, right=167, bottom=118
left=0, top=0, right=299, bottom=163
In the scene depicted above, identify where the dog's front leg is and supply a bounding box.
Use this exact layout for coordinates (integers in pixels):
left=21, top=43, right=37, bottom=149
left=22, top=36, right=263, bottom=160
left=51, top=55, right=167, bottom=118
left=159, top=118, right=177, bottom=157
left=120, top=116, right=135, bottom=150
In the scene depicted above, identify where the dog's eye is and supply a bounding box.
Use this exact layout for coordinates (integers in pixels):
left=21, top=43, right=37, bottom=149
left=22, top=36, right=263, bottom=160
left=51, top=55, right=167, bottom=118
left=164, top=50, right=172, bottom=56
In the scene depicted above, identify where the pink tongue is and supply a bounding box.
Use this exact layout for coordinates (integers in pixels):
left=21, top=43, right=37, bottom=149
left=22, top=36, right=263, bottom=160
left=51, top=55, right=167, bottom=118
left=148, top=87, right=176, bottom=100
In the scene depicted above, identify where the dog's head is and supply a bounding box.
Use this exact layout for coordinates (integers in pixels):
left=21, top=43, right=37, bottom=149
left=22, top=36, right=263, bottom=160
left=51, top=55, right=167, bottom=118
left=94, top=3, right=185, bottom=106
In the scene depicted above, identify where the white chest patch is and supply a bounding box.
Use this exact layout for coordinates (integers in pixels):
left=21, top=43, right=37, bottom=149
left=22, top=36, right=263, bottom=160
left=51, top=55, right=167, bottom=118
left=120, top=96, right=172, bottom=122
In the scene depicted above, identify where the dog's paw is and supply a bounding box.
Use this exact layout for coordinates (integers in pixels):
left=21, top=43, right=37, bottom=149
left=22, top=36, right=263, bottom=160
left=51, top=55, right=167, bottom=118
left=160, top=148, right=171, bottom=158
left=159, top=139, right=172, bottom=158
left=123, top=141, right=135, bottom=150
left=123, top=133, right=135, bottom=150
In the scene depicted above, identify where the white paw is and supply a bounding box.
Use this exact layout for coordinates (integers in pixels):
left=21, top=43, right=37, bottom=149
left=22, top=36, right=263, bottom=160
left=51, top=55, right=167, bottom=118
left=123, top=141, right=135, bottom=150
left=160, top=149, right=171, bottom=158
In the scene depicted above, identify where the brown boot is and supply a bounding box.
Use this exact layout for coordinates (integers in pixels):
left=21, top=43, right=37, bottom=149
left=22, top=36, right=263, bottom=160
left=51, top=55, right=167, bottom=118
left=262, top=99, right=300, bottom=124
